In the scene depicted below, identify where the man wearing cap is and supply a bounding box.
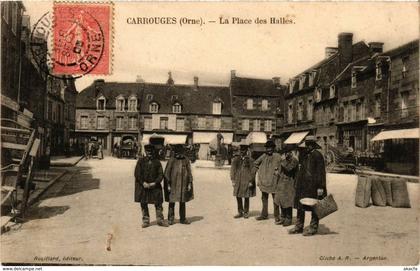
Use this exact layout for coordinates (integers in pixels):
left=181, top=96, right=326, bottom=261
left=134, top=144, right=168, bottom=228
left=230, top=143, right=256, bottom=219
left=254, top=140, right=283, bottom=223
left=274, top=144, right=299, bottom=226
left=289, top=136, right=327, bottom=236
left=164, top=144, right=194, bottom=225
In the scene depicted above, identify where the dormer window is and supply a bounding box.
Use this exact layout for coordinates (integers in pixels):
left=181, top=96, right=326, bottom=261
left=128, top=96, right=137, bottom=112
left=149, top=102, right=159, bottom=113
left=171, top=95, right=178, bottom=101
left=97, top=96, right=106, bottom=111
left=173, top=102, right=182, bottom=113
left=146, top=94, right=153, bottom=101
left=115, top=96, right=125, bottom=112
left=309, top=71, right=316, bottom=86
left=351, top=71, right=357, bottom=88
left=315, top=88, right=322, bottom=102
left=329, top=85, right=336, bottom=98
left=376, top=63, right=382, bottom=81
left=402, top=56, right=409, bottom=78
left=213, top=101, right=222, bottom=115
left=246, top=98, right=253, bottom=110
left=289, top=80, right=295, bottom=94
left=261, top=99, right=269, bottom=111
left=299, top=75, right=306, bottom=90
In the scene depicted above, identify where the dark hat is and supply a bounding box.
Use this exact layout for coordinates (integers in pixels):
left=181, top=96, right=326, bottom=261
left=264, top=140, right=276, bottom=148
left=281, top=144, right=296, bottom=153
left=240, top=144, right=249, bottom=150
left=304, top=135, right=322, bottom=149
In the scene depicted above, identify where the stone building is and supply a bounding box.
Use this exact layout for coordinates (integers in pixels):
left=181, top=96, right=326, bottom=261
left=229, top=70, right=284, bottom=144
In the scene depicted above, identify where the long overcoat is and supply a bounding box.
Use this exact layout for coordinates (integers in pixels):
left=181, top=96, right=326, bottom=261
left=274, top=156, right=299, bottom=208
left=134, top=157, right=164, bottom=204
left=294, top=149, right=327, bottom=208
left=254, top=153, right=283, bottom=194
left=230, top=155, right=256, bottom=198
left=164, top=156, right=194, bottom=203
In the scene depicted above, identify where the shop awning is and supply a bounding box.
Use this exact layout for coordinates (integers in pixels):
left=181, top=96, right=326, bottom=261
left=371, top=128, right=419, bottom=141
left=142, top=133, right=187, bottom=145
left=192, top=132, right=233, bottom=144
left=284, top=131, right=309, bottom=144
left=245, top=132, right=267, bottom=145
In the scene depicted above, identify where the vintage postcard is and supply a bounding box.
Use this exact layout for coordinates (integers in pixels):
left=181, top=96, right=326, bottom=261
left=0, top=0, right=419, bottom=268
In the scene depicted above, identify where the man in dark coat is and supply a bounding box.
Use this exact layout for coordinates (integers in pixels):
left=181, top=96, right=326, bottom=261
left=254, top=140, right=283, bottom=223
left=274, top=144, right=299, bottom=226
left=164, top=144, right=194, bottom=225
left=230, top=144, right=256, bottom=219
left=289, top=136, right=327, bottom=236
left=134, top=144, right=168, bottom=228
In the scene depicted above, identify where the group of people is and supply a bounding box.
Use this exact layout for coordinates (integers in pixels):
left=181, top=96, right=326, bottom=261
left=134, top=144, right=194, bottom=228
left=83, top=141, right=104, bottom=160
left=230, top=135, right=327, bottom=236
left=134, top=135, right=327, bottom=236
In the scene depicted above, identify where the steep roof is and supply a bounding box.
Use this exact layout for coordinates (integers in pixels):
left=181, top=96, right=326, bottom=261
left=140, top=83, right=231, bottom=115
left=230, top=76, right=283, bottom=97
left=76, top=82, right=142, bottom=108
left=382, top=39, right=419, bottom=58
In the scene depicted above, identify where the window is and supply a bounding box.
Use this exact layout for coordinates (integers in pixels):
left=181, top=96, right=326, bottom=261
left=176, top=118, right=185, bottom=131
left=213, top=118, right=221, bottom=129
left=309, top=71, right=316, bottom=86
left=128, top=97, right=137, bottom=111
left=160, top=117, right=168, bottom=129
left=374, top=94, right=381, bottom=117
left=307, top=99, right=313, bottom=120
left=116, top=97, right=125, bottom=112
left=350, top=102, right=356, bottom=121
left=289, top=80, right=296, bottom=94
left=198, top=117, right=206, bottom=128
left=297, top=100, right=303, bottom=121
left=129, top=117, right=137, bottom=129
left=242, top=119, right=249, bottom=131
left=144, top=117, right=152, bottom=130
left=213, top=102, right=222, bottom=114
left=351, top=71, right=357, bottom=88
left=315, top=88, right=321, bottom=102
left=97, top=97, right=106, bottom=111
left=329, top=85, right=336, bottom=98
left=253, top=119, right=261, bottom=131
left=146, top=94, right=153, bottom=101
left=288, top=103, right=293, bottom=124
left=402, top=56, right=409, bottom=78
left=246, top=99, right=253, bottom=110
left=299, top=75, right=306, bottom=90
left=173, top=103, right=182, bottom=113
left=376, top=63, right=382, bottom=81
left=264, top=120, right=272, bottom=132
left=149, top=102, right=159, bottom=113
left=261, top=99, right=269, bottom=111
left=116, top=117, right=123, bottom=129
left=80, top=116, right=88, bottom=129
left=97, top=116, right=105, bottom=129
left=401, top=91, right=409, bottom=117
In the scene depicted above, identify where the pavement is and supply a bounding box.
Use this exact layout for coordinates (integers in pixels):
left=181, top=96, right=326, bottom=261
left=1, top=157, right=418, bottom=266
left=50, top=156, right=84, bottom=167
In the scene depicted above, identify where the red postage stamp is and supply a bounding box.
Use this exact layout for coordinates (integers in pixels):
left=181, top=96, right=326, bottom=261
left=52, top=2, right=111, bottom=75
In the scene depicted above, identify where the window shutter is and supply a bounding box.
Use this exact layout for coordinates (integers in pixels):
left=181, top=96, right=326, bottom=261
left=238, top=119, right=242, bottom=130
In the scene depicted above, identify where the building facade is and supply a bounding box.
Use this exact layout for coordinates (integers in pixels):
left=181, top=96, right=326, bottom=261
left=229, top=70, right=284, bottom=144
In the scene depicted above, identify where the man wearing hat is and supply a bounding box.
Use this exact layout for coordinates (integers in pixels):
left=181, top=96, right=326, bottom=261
left=289, top=135, right=327, bottom=236
left=230, top=143, right=256, bottom=219
left=134, top=144, right=168, bottom=228
left=254, top=140, right=283, bottom=223
left=164, top=144, right=194, bottom=225
left=274, top=144, right=299, bottom=226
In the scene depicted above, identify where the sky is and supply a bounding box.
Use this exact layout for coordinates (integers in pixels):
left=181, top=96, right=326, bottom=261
left=24, top=1, right=419, bottom=92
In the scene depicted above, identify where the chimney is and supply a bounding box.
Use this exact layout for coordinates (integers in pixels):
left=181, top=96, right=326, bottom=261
left=136, top=75, right=144, bottom=83
left=167, top=71, right=174, bottom=85
left=272, top=77, right=281, bottom=86
left=325, top=47, right=338, bottom=58
left=368, top=42, right=384, bottom=54
left=338, top=32, right=353, bottom=69
left=230, top=70, right=236, bottom=79
left=193, top=76, right=199, bottom=90
left=94, top=79, right=105, bottom=97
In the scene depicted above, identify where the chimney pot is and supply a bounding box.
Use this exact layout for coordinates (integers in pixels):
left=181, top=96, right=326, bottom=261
left=272, top=77, right=281, bottom=85
left=230, top=70, right=236, bottom=79
left=167, top=71, right=174, bottom=85
left=338, top=32, right=353, bottom=69
left=368, top=42, right=384, bottom=53
left=193, top=76, right=199, bottom=90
